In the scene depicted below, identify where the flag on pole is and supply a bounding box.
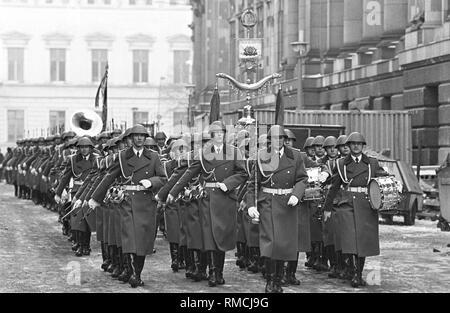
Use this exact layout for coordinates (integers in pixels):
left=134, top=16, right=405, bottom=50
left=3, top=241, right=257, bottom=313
left=274, top=88, right=284, bottom=127
left=209, top=86, right=220, bottom=124
left=95, top=63, right=109, bottom=132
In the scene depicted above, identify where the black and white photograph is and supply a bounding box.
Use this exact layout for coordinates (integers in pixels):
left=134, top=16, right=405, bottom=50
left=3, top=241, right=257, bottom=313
left=0, top=0, right=449, bottom=298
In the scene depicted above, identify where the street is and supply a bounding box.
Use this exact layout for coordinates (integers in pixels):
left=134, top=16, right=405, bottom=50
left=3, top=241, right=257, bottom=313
left=0, top=182, right=449, bottom=293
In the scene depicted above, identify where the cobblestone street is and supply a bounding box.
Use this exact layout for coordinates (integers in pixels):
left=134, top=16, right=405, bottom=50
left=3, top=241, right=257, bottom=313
left=0, top=182, right=449, bottom=293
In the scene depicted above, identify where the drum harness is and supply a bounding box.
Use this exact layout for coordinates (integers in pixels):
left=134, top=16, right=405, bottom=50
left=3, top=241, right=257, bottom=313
left=336, top=158, right=372, bottom=194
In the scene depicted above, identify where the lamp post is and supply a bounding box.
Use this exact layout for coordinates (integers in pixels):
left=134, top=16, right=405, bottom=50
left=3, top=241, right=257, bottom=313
left=290, top=41, right=309, bottom=110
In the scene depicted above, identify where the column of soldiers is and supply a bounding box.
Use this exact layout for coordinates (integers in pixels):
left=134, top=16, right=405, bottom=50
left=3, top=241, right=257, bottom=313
left=2, top=121, right=388, bottom=293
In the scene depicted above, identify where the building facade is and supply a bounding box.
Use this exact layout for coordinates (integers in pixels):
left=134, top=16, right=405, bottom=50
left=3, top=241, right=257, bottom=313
left=0, top=0, right=193, bottom=149
left=191, top=0, right=450, bottom=165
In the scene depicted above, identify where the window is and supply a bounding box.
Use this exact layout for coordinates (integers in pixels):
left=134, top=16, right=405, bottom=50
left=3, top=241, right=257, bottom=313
left=50, top=48, right=66, bottom=82
left=133, top=111, right=149, bottom=125
left=173, top=50, right=190, bottom=84
left=7, top=110, right=24, bottom=143
left=7, top=48, right=24, bottom=82
left=133, top=50, right=148, bottom=83
left=92, top=49, right=108, bottom=82
left=49, top=111, right=65, bottom=131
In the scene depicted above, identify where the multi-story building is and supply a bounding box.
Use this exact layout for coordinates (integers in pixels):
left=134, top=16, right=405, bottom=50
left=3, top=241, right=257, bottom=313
left=0, top=0, right=192, bottom=149
left=191, top=0, right=450, bottom=165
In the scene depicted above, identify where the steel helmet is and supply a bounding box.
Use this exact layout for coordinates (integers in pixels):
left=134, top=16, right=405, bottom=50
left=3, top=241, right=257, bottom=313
left=123, top=127, right=133, bottom=138
left=303, top=137, right=315, bottom=149
left=323, top=136, right=337, bottom=148
left=346, top=132, right=367, bottom=145
left=98, top=131, right=111, bottom=140
left=144, top=137, right=157, bottom=147
left=61, top=131, right=76, bottom=141
left=267, top=125, right=287, bottom=139
left=77, top=137, right=95, bottom=147
left=155, top=132, right=167, bottom=140
left=336, top=135, right=348, bottom=147
left=128, top=124, right=150, bottom=137
left=284, top=129, right=297, bottom=141
left=110, top=129, right=122, bottom=137
left=208, top=121, right=226, bottom=134
left=312, top=136, right=325, bottom=147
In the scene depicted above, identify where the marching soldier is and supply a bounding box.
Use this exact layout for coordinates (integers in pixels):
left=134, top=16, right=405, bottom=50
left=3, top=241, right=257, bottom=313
left=247, top=125, right=309, bottom=293
left=55, top=137, right=98, bottom=257
left=303, top=137, right=316, bottom=161
left=167, top=122, right=248, bottom=287
left=323, top=132, right=389, bottom=288
left=89, top=125, right=167, bottom=288
left=155, top=132, right=168, bottom=155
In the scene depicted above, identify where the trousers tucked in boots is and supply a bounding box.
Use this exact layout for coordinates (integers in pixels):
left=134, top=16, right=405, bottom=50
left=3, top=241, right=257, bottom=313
left=350, top=255, right=367, bottom=288
left=185, top=249, right=195, bottom=279
left=312, top=242, right=329, bottom=272
left=265, top=259, right=284, bottom=293
left=129, top=254, right=145, bottom=288
left=235, top=242, right=246, bottom=269
left=247, top=247, right=260, bottom=273
left=178, top=245, right=186, bottom=270
left=106, top=246, right=117, bottom=273
left=118, top=253, right=133, bottom=283
left=112, top=247, right=124, bottom=278
left=283, top=253, right=301, bottom=286
left=169, top=243, right=180, bottom=272
left=192, top=250, right=208, bottom=282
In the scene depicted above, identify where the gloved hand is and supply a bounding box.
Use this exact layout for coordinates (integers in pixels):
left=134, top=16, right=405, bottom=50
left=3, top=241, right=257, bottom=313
left=166, top=194, right=175, bottom=204
left=287, top=195, right=299, bottom=207
left=54, top=195, right=61, bottom=204
left=319, top=172, right=330, bottom=184
left=88, top=199, right=100, bottom=209
left=248, top=206, right=259, bottom=219
left=217, top=182, right=228, bottom=193
left=74, top=199, right=82, bottom=209
left=324, top=211, right=332, bottom=222
left=140, top=179, right=152, bottom=189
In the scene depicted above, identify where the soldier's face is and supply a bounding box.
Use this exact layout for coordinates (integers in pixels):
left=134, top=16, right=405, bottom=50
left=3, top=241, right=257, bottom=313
left=338, top=145, right=350, bottom=156
left=306, top=147, right=315, bottom=157
left=157, top=138, right=166, bottom=147
left=270, top=136, right=285, bottom=151
left=285, top=139, right=295, bottom=148
left=132, top=134, right=146, bottom=148
left=314, top=145, right=325, bottom=157
left=325, top=146, right=338, bottom=158
left=349, top=142, right=363, bottom=156
left=212, top=131, right=225, bottom=145
left=79, top=146, right=91, bottom=157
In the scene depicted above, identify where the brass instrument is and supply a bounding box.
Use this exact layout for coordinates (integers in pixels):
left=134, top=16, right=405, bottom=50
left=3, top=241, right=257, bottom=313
left=70, top=109, right=103, bottom=137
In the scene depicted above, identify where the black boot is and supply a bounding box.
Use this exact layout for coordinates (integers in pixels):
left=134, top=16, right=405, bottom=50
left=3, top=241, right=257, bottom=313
left=169, top=243, right=180, bottom=272
left=305, top=243, right=316, bottom=268
left=259, top=255, right=267, bottom=279
left=129, top=255, right=145, bottom=288
left=358, top=257, right=367, bottom=287
left=215, top=251, right=226, bottom=285
left=247, top=247, right=260, bottom=273
left=207, top=251, right=218, bottom=287
left=350, top=255, right=360, bottom=288
left=192, top=250, right=208, bottom=282
left=75, top=232, right=84, bottom=257
left=185, top=249, right=195, bottom=279
left=328, top=249, right=340, bottom=279
left=101, top=243, right=111, bottom=272
left=285, top=256, right=301, bottom=285
left=313, top=242, right=329, bottom=272
left=264, top=259, right=276, bottom=293
left=82, top=232, right=91, bottom=256
left=342, top=254, right=354, bottom=281
left=235, top=242, right=246, bottom=269
left=273, top=261, right=284, bottom=293
left=178, top=245, right=186, bottom=270
left=118, top=253, right=132, bottom=283
left=112, top=247, right=123, bottom=278
left=71, top=231, right=80, bottom=252
left=106, top=246, right=117, bottom=273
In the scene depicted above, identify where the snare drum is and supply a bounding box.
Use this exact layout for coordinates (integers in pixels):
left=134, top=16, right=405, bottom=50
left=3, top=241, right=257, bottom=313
left=368, top=176, right=402, bottom=213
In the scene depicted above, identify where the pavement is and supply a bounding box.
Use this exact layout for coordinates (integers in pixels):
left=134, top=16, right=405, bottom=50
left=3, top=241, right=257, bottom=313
left=0, top=182, right=449, bottom=293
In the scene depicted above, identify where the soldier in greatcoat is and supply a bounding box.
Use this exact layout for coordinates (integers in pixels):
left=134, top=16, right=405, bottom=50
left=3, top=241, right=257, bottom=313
left=89, top=125, right=167, bottom=288
left=323, top=132, right=389, bottom=288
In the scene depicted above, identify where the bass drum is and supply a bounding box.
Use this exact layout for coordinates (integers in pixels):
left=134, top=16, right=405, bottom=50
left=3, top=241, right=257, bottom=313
left=368, top=177, right=402, bottom=213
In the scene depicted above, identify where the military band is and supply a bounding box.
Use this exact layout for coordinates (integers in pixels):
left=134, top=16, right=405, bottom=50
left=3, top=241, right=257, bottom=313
left=1, top=118, right=390, bottom=293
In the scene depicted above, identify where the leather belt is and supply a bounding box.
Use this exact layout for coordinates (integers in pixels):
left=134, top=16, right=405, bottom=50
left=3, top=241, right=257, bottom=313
left=262, top=188, right=293, bottom=195
left=204, top=182, right=221, bottom=188
left=347, top=187, right=368, bottom=194
left=122, top=185, right=147, bottom=191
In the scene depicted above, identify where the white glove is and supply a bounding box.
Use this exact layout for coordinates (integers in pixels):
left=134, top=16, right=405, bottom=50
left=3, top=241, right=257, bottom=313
left=248, top=206, right=259, bottom=219
left=54, top=195, right=61, bottom=204
left=323, top=211, right=332, bottom=222
left=155, top=194, right=161, bottom=202
left=83, top=200, right=88, bottom=208
left=319, top=172, right=330, bottom=184
left=74, top=199, right=82, bottom=209
left=217, top=182, right=228, bottom=192
left=88, top=199, right=100, bottom=209
left=42, top=176, right=47, bottom=182
left=140, top=179, right=152, bottom=189
left=166, top=194, right=175, bottom=204
left=287, top=195, right=299, bottom=207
